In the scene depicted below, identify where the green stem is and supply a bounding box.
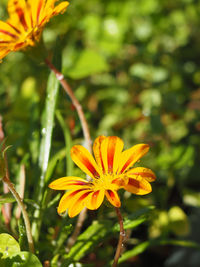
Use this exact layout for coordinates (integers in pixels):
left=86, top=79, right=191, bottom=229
left=2, top=176, right=34, bottom=253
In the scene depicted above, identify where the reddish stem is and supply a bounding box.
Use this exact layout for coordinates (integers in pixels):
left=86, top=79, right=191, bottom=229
left=112, top=208, right=125, bottom=267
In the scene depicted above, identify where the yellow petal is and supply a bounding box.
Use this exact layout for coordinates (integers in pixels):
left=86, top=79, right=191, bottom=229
left=68, top=190, right=93, bottom=217
left=126, top=167, right=156, bottom=182
left=71, top=145, right=102, bottom=179
left=26, top=0, right=44, bottom=26
left=93, top=136, right=106, bottom=172
left=118, top=144, right=149, bottom=174
left=105, top=190, right=121, bottom=207
left=0, top=21, right=19, bottom=40
left=123, top=177, right=152, bottom=195
left=52, top=2, right=69, bottom=16
left=86, top=190, right=105, bottom=210
left=57, top=189, right=92, bottom=215
left=49, top=176, right=92, bottom=190
left=99, top=136, right=124, bottom=174
left=8, top=0, right=29, bottom=31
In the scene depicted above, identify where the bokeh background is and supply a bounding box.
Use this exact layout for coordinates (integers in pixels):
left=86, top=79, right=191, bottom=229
left=0, top=0, right=200, bottom=266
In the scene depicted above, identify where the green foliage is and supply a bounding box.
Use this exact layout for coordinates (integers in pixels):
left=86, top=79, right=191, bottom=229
left=0, top=233, right=42, bottom=267
left=0, top=0, right=200, bottom=266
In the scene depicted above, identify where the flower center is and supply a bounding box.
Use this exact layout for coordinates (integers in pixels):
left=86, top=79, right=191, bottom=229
left=93, top=174, right=128, bottom=191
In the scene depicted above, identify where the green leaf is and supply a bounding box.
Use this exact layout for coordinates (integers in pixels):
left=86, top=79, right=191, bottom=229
left=0, top=193, right=16, bottom=204
left=62, top=220, right=113, bottom=265
left=168, top=206, right=190, bottom=236
left=118, top=238, right=200, bottom=264
left=114, top=206, right=155, bottom=232
left=56, top=111, right=73, bottom=176
left=1, top=252, right=42, bottom=267
left=0, top=234, right=20, bottom=258
left=18, top=219, right=27, bottom=251
left=63, top=207, right=154, bottom=265
left=66, top=50, right=109, bottom=79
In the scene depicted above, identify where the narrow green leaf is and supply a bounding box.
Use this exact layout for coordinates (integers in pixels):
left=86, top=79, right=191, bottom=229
left=32, top=44, right=61, bottom=241
left=63, top=206, right=154, bottom=265
left=38, top=70, right=60, bottom=190
left=0, top=193, right=16, bottom=204
left=118, top=239, right=200, bottom=264
left=56, top=110, right=73, bottom=176
left=45, top=148, right=66, bottom=183
left=18, top=219, right=27, bottom=251
left=114, top=206, right=155, bottom=232
left=53, top=225, right=73, bottom=255
left=62, top=220, right=113, bottom=265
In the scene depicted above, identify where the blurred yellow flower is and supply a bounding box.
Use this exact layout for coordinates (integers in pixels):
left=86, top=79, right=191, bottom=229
left=49, top=136, right=156, bottom=218
left=0, top=0, right=69, bottom=60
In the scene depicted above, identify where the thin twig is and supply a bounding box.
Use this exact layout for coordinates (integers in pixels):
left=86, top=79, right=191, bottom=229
left=0, top=116, right=11, bottom=229
left=66, top=207, right=87, bottom=250
left=15, top=164, right=26, bottom=219
left=2, top=175, right=35, bottom=253
left=45, top=58, right=92, bottom=248
left=112, top=208, right=125, bottom=267
left=0, top=117, right=34, bottom=253
left=45, top=58, right=92, bottom=153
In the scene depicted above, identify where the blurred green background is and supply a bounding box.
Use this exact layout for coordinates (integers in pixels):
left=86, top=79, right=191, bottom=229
left=0, top=0, right=200, bottom=266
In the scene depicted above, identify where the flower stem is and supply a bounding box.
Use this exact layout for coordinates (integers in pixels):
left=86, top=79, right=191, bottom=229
left=45, top=58, right=92, bottom=153
left=45, top=58, right=92, bottom=248
left=112, top=208, right=125, bottom=267
left=2, top=176, right=35, bottom=253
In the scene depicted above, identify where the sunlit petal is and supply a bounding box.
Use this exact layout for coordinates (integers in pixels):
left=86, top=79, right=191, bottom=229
left=100, top=136, right=124, bottom=174
left=105, top=190, right=121, bottom=207
left=68, top=190, right=93, bottom=217
left=57, top=189, right=92, bottom=215
left=0, top=0, right=69, bottom=60
left=52, top=2, right=69, bottom=16
left=126, top=167, right=156, bottom=182
left=93, top=136, right=106, bottom=172
left=124, top=177, right=152, bottom=195
left=49, top=176, right=91, bottom=190
left=86, top=190, right=105, bottom=210
left=118, top=144, right=149, bottom=174
left=71, top=145, right=102, bottom=179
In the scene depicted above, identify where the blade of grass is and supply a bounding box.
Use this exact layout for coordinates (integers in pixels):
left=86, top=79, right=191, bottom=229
left=32, top=63, right=60, bottom=242
left=56, top=110, right=73, bottom=176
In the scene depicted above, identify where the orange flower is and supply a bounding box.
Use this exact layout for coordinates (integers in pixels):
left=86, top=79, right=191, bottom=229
left=49, top=136, right=156, bottom=218
left=0, top=0, right=69, bottom=60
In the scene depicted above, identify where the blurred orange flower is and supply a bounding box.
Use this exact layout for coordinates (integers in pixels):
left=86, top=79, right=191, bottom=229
left=49, top=136, right=156, bottom=218
left=0, top=0, right=69, bottom=60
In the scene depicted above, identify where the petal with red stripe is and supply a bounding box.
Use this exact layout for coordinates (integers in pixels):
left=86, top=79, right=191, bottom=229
left=105, top=190, right=121, bottom=207
left=0, top=21, right=19, bottom=40
left=86, top=190, right=105, bottom=210
left=126, top=167, right=156, bottom=182
left=100, top=136, right=124, bottom=174
left=93, top=136, right=106, bottom=172
left=118, top=144, right=149, bottom=174
left=71, top=145, right=102, bottom=179
left=123, top=177, right=152, bottom=195
left=57, top=189, right=92, bottom=215
left=68, top=190, right=93, bottom=217
left=49, top=176, right=92, bottom=190
left=8, top=0, right=28, bottom=31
